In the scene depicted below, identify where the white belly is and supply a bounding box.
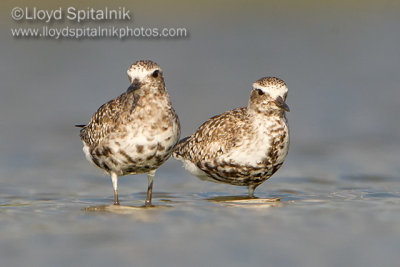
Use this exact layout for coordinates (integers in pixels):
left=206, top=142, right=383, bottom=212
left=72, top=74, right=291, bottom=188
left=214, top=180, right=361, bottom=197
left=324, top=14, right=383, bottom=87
left=180, top=158, right=221, bottom=183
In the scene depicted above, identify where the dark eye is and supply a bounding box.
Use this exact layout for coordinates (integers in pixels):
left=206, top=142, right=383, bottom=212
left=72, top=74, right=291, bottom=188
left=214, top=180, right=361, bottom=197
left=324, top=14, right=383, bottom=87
left=152, top=70, right=159, bottom=78
left=256, top=89, right=264, bottom=95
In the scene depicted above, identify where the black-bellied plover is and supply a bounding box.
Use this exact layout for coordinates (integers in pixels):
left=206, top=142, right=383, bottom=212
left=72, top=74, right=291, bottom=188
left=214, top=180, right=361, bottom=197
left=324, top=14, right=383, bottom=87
left=173, top=77, right=289, bottom=197
left=77, top=60, right=180, bottom=206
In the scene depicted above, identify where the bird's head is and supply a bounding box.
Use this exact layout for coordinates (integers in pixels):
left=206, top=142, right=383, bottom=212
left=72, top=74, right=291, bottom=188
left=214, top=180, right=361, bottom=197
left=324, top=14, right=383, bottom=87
left=249, top=77, right=290, bottom=114
left=126, top=60, right=164, bottom=93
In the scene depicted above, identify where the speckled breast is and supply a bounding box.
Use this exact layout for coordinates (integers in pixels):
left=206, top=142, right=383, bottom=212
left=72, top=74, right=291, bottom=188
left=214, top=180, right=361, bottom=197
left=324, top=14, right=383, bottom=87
left=88, top=114, right=180, bottom=176
left=196, top=117, right=289, bottom=186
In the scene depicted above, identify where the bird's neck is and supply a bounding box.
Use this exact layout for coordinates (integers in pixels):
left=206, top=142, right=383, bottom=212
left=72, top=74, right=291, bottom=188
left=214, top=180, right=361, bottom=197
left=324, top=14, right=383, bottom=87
left=133, top=85, right=171, bottom=108
left=248, top=104, right=285, bottom=118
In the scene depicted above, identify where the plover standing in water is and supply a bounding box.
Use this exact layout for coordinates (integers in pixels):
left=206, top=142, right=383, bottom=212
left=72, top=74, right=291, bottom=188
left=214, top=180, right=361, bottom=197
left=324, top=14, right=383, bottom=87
left=77, top=60, right=180, bottom=206
left=173, top=77, right=289, bottom=197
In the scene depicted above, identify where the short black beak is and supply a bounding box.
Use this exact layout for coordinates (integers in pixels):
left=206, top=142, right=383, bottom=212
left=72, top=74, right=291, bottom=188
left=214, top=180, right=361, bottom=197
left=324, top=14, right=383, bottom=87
left=127, top=79, right=142, bottom=93
left=274, top=96, right=290, bottom=112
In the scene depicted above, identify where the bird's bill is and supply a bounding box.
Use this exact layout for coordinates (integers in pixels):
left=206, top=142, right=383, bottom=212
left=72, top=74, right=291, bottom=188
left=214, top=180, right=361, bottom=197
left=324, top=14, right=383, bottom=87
left=274, top=96, right=290, bottom=112
left=127, top=79, right=142, bottom=92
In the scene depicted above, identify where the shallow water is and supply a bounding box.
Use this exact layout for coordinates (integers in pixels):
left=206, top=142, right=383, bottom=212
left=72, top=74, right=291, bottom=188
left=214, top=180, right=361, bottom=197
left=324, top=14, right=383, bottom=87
left=1, top=169, right=399, bottom=266
left=1, top=1, right=400, bottom=266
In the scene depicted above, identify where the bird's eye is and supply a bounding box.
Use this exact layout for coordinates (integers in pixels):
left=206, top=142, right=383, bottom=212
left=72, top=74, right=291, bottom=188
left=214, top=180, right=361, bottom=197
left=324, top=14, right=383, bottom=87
left=256, top=89, right=265, bottom=95
left=152, top=70, right=160, bottom=78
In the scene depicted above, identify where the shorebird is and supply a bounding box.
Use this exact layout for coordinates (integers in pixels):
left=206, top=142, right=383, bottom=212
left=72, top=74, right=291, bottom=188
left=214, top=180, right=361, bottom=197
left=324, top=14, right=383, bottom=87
left=173, top=77, right=289, bottom=197
left=77, top=60, right=180, bottom=206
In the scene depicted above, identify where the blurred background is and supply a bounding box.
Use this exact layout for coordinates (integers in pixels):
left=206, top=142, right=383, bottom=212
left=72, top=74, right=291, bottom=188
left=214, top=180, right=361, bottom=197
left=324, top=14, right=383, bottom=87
left=0, top=0, right=399, bottom=266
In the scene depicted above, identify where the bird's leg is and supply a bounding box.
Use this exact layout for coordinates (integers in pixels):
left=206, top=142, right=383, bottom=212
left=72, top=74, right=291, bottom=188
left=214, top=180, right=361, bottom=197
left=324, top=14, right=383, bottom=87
left=145, top=170, right=156, bottom=207
left=248, top=185, right=257, bottom=198
left=111, top=172, right=120, bottom=205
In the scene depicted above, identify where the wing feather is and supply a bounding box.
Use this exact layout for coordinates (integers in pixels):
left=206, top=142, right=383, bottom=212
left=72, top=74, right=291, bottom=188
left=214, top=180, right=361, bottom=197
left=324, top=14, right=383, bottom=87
left=174, top=107, right=250, bottom=162
left=79, top=92, right=132, bottom=146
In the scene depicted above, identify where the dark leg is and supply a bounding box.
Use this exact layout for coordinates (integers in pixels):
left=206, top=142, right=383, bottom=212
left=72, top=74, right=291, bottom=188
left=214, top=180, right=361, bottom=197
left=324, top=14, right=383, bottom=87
left=145, top=170, right=156, bottom=207
left=248, top=184, right=257, bottom=198
left=113, top=190, right=120, bottom=205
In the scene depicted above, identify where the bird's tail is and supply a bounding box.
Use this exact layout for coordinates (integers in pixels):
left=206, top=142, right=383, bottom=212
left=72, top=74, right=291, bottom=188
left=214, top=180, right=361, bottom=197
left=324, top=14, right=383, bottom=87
left=75, top=124, right=86, bottom=128
left=172, top=136, right=190, bottom=159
